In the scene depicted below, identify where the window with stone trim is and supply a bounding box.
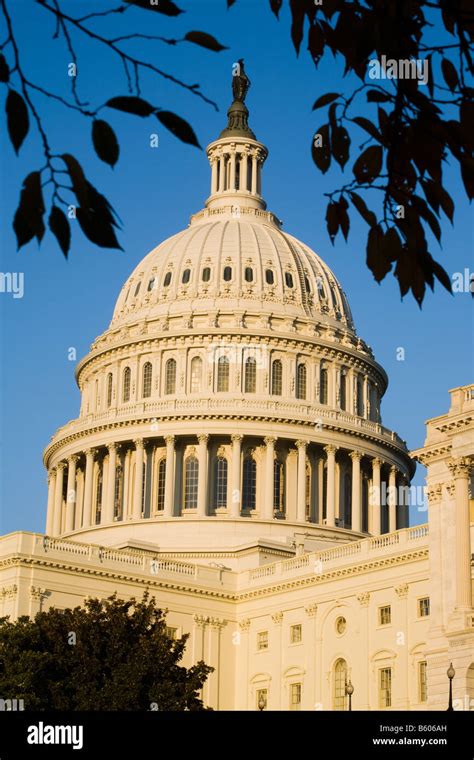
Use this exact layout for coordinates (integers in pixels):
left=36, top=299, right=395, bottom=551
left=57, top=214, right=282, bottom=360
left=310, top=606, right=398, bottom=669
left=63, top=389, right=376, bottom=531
left=257, top=631, right=268, bottom=650
left=217, top=355, right=229, bottom=392
left=379, top=605, right=391, bottom=626
left=296, top=363, right=307, bottom=400
left=340, top=371, right=347, bottom=410
left=273, top=460, right=285, bottom=513
left=190, top=356, right=202, bottom=393
left=165, top=358, right=176, bottom=395
left=333, top=658, right=347, bottom=711
left=290, top=682, right=302, bottom=710
left=290, top=624, right=302, bottom=644
left=157, top=459, right=166, bottom=511
left=271, top=359, right=283, bottom=396
left=184, top=456, right=199, bottom=509
left=320, top=366, right=328, bottom=405
left=106, top=372, right=113, bottom=408
left=142, top=362, right=152, bottom=398
left=242, top=456, right=257, bottom=510
left=122, top=366, right=131, bottom=403
left=418, top=597, right=430, bottom=617
left=379, top=667, right=392, bottom=708
left=214, top=457, right=228, bottom=508
left=245, top=356, right=257, bottom=393
left=419, top=661, right=428, bottom=703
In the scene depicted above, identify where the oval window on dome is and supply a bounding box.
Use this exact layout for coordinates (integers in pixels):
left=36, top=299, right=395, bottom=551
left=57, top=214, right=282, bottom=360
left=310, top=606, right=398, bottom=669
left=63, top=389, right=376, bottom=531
left=134, top=282, right=141, bottom=297
left=304, top=275, right=311, bottom=293
left=147, top=277, right=155, bottom=292
left=182, top=268, right=191, bottom=284
left=163, top=271, right=172, bottom=287
left=244, top=267, right=254, bottom=283
left=223, top=266, right=232, bottom=282
left=265, top=269, right=274, bottom=285
left=285, top=272, right=294, bottom=288
left=202, top=267, right=211, bottom=282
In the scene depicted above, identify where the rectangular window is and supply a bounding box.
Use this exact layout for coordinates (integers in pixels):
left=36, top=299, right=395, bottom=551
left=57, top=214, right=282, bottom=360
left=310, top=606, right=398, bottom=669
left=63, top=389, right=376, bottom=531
left=290, top=624, right=302, bottom=644
left=256, top=688, right=268, bottom=711
left=379, top=667, right=392, bottom=708
left=418, top=597, right=430, bottom=617
left=379, top=605, right=391, bottom=626
left=290, top=682, right=302, bottom=711
left=419, top=661, right=427, bottom=703
left=257, top=631, right=268, bottom=651
left=166, top=626, right=178, bottom=640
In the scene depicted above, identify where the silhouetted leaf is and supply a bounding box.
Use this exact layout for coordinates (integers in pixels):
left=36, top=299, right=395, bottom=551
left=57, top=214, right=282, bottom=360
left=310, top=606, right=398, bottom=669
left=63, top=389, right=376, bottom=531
left=156, top=111, right=200, bottom=147
left=337, top=197, right=350, bottom=240
left=412, top=196, right=442, bottom=242
left=308, top=23, right=325, bottom=63
left=92, top=120, right=119, bottom=167
left=431, top=259, right=453, bottom=294
left=61, top=154, right=90, bottom=208
left=269, top=0, right=283, bottom=17
left=426, top=55, right=434, bottom=99
left=312, top=92, right=339, bottom=110
left=6, top=90, right=29, bottom=154
left=311, top=124, right=331, bottom=174
left=441, top=58, right=458, bottom=92
left=289, top=0, right=305, bottom=54
left=366, top=224, right=390, bottom=282
left=76, top=208, right=122, bottom=249
left=13, top=171, right=45, bottom=249
left=366, top=90, right=391, bottom=103
left=85, top=181, right=121, bottom=228
left=49, top=206, right=71, bottom=258
left=353, top=145, right=382, bottom=183
left=0, top=53, right=9, bottom=83
left=331, top=125, right=350, bottom=168
left=106, top=96, right=155, bottom=117
left=184, top=31, right=227, bottom=51
left=352, top=116, right=383, bottom=144
left=326, top=201, right=339, bottom=244
left=460, top=155, right=474, bottom=200
left=349, top=192, right=376, bottom=227
left=123, top=0, right=183, bottom=15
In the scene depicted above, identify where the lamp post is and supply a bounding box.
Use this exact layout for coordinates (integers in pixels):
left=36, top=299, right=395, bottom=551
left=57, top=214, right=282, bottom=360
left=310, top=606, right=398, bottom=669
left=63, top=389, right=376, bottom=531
left=345, top=679, right=354, bottom=711
left=447, top=663, right=455, bottom=711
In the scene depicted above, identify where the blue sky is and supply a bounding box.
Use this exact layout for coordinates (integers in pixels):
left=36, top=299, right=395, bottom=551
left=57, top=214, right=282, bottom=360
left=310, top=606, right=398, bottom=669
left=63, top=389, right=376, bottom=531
left=0, top=0, right=472, bottom=533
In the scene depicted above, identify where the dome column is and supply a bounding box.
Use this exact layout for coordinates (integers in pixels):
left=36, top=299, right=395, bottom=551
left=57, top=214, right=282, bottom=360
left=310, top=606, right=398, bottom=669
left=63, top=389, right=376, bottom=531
left=231, top=435, right=243, bottom=517
left=103, top=443, right=117, bottom=524
left=263, top=437, right=276, bottom=519
left=82, top=449, right=96, bottom=529
left=229, top=149, right=236, bottom=191
left=388, top=466, right=397, bottom=532
left=53, top=462, right=66, bottom=536
left=350, top=451, right=362, bottom=532
left=251, top=152, right=258, bottom=195
left=65, top=455, right=79, bottom=532
left=296, top=440, right=307, bottom=523
left=211, top=157, right=218, bottom=195
left=240, top=152, right=248, bottom=191
left=447, top=458, right=472, bottom=611
left=197, top=435, right=209, bottom=517
left=163, top=435, right=175, bottom=518
left=218, top=155, right=226, bottom=192
left=324, top=445, right=337, bottom=527
left=45, top=469, right=57, bottom=535
left=132, top=439, right=144, bottom=520
left=370, top=457, right=382, bottom=535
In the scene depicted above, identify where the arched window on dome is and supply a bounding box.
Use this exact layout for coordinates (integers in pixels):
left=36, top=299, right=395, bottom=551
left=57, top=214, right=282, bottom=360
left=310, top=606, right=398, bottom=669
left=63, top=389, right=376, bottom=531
left=134, top=281, right=141, bottom=297
left=156, top=459, right=166, bottom=511
left=242, top=456, right=256, bottom=510
left=95, top=464, right=103, bottom=525
left=106, top=373, right=113, bottom=408
left=202, top=267, right=211, bottom=282
left=304, top=275, right=311, bottom=293
left=320, top=366, right=328, bottom=405
left=340, top=371, right=347, bottom=410
left=223, top=266, right=232, bottom=282
left=265, top=269, right=274, bottom=285
left=357, top=376, right=364, bottom=417
left=163, top=271, right=172, bottom=287
left=271, top=359, right=282, bottom=396
left=122, top=367, right=131, bottom=403
left=245, top=356, right=257, bottom=393
left=147, top=277, right=155, bottom=292
left=273, top=460, right=285, bottom=514
left=296, top=363, right=307, bottom=400
left=285, top=271, right=294, bottom=288
left=182, top=268, right=191, bottom=284
left=214, top=457, right=228, bottom=508
left=190, top=356, right=202, bottom=393
left=184, top=456, right=199, bottom=509
left=142, top=362, right=152, bottom=398
left=217, top=355, right=229, bottom=392
left=244, top=267, right=254, bottom=283
left=165, top=358, right=176, bottom=395
left=333, top=659, right=348, bottom=711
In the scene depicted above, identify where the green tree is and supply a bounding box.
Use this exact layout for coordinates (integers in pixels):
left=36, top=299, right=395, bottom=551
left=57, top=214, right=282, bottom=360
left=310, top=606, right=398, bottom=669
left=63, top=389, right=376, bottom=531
left=0, top=593, right=213, bottom=710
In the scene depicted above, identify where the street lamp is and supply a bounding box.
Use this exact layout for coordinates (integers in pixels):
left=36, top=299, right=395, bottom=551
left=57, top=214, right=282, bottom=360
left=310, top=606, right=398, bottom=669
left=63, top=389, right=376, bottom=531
left=447, top=663, right=455, bottom=711
left=345, top=679, right=354, bottom=711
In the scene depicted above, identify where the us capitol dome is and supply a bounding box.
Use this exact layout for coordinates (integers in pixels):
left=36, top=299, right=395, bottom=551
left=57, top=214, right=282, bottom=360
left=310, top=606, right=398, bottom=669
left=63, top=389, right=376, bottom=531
left=43, top=68, right=415, bottom=565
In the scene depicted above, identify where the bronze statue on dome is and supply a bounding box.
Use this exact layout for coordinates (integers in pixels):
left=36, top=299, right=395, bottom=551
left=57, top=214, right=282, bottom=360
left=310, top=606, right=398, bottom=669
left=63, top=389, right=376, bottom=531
left=232, top=59, right=251, bottom=104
